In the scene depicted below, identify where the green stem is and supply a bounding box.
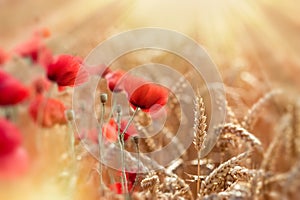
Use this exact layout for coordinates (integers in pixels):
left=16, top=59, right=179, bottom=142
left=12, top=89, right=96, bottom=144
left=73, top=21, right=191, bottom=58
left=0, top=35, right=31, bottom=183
left=98, top=103, right=105, bottom=187
left=122, top=108, right=140, bottom=135
left=108, top=98, right=116, bottom=120
left=116, top=109, right=128, bottom=195
left=130, top=137, right=140, bottom=194
left=68, top=120, right=75, bottom=161
left=117, top=107, right=139, bottom=196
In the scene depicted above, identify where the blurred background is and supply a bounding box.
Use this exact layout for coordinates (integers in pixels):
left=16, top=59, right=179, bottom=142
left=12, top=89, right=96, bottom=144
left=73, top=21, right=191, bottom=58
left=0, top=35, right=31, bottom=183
left=0, top=0, right=300, bottom=199
left=1, top=0, right=300, bottom=96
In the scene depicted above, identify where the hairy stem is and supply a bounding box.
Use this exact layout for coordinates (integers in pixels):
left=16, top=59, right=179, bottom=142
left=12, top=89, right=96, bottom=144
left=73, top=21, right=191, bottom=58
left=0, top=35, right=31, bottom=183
left=98, top=102, right=105, bottom=187
left=116, top=106, right=128, bottom=195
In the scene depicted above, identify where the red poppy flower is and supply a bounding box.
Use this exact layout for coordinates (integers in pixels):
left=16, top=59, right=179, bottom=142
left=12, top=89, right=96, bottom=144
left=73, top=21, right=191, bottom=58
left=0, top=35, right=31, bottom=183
left=28, top=95, right=66, bottom=127
left=47, top=54, right=89, bottom=87
left=124, top=79, right=169, bottom=112
left=102, top=119, right=117, bottom=142
left=102, top=118, right=138, bottom=143
left=0, top=48, right=9, bottom=66
left=0, top=118, right=22, bottom=157
left=0, top=146, right=29, bottom=180
left=104, top=70, right=125, bottom=92
left=14, top=36, right=43, bottom=62
left=126, top=171, right=137, bottom=184
left=109, top=182, right=133, bottom=194
left=13, top=28, right=51, bottom=64
left=0, top=70, right=29, bottom=106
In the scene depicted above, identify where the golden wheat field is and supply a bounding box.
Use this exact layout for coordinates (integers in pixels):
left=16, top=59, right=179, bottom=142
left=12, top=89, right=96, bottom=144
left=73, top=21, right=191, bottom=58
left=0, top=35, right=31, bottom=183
left=0, top=0, right=300, bottom=200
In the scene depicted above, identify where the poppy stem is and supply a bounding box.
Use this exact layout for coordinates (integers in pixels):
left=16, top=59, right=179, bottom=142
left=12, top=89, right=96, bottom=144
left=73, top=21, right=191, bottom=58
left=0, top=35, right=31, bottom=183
left=116, top=105, right=128, bottom=195
left=65, top=109, right=78, bottom=196
left=122, top=107, right=140, bottom=136
left=107, top=97, right=116, bottom=120
left=65, top=110, right=76, bottom=159
left=130, top=136, right=140, bottom=194
left=98, top=93, right=107, bottom=187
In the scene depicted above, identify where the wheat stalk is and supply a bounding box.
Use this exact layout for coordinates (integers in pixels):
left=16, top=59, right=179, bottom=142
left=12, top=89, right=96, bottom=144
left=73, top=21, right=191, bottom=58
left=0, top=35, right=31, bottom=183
left=225, top=100, right=239, bottom=124
left=193, top=95, right=207, bottom=196
left=293, top=99, right=300, bottom=157
left=216, top=123, right=263, bottom=153
left=241, top=89, right=281, bottom=130
left=261, top=114, right=291, bottom=170
left=134, top=121, right=157, bottom=152
left=201, top=151, right=251, bottom=195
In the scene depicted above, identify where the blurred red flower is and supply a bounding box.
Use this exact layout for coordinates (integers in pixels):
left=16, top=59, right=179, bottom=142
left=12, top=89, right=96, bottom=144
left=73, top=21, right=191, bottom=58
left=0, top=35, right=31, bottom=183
left=0, top=70, right=29, bottom=106
left=102, top=118, right=137, bottom=143
left=0, top=146, right=29, bottom=180
left=28, top=95, right=66, bottom=127
left=0, top=48, right=9, bottom=66
left=31, top=76, right=51, bottom=95
left=13, top=29, right=51, bottom=64
left=0, top=119, right=29, bottom=180
left=47, top=54, right=89, bottom=87
left=14, top=36, right=41, bottom=62
left=109, top=182, right=133, bottom=194
left=0, top=118, right=22, bottom=157
left=117, top=170, right=137, bottom=185
left=104, top=70, right=125, bottom=92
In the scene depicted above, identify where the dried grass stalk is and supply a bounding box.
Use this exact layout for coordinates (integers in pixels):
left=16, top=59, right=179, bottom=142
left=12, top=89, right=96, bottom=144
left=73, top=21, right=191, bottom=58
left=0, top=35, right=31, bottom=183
left=261, top=114, right=291, bottom=170
left=283, top=161, right=300, bottom=193
left=264, top=161, right=300, bottom=196
left=293, top=99, right=300, bottom=157
left=225, top=100, right=239, bottom=124
left=241, top=89, right=281, bottom=130
left=166, top=159, right=183, bottom=174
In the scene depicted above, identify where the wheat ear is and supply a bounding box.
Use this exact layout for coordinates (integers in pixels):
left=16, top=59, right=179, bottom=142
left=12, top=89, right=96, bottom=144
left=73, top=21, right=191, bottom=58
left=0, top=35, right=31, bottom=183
left=216, top=123, right=263, bottom=153
left=201, top=151, right=251, bottom=195
left=193, top=95, right=207, bottom=196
